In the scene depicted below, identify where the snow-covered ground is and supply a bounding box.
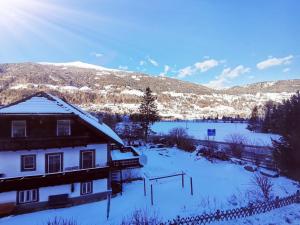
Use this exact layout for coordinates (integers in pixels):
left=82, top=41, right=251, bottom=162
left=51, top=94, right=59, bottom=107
left=1, top=147, right=298, bottom=225
left=152, top=121, right=280, bottom=146
left=214, top=204, right=300, bottom=225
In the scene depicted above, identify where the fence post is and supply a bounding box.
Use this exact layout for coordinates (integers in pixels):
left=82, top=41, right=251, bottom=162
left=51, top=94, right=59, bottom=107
left=215, top=209, right=221, bottom=220
left=190, top=177, right=193, bottom=196
left=151, top=184, right=154, bottom=206
left=143, top=178, right=146, bottom=196
left=106, top=193, right=111, bottom=219
left=275, top=196, right=279, bottom=208
left=120, top=170, right=123, bottom=196
left=182, top=172, right=184, bottom=188
left=248, top=203, right=253, bottom=216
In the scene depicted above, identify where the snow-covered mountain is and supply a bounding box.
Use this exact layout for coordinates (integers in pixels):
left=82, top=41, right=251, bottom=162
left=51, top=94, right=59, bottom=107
left=0, top=62, right=299, bottom=119
left=39, top=61, right=120, bottom=72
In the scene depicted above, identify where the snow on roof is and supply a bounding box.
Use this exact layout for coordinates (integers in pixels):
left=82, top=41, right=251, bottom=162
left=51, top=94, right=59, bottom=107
left=0, top=92, right=124, bottom=145
left=0, top=97, right=71, bottom=114
left=111, top=150, right=139, bottom=160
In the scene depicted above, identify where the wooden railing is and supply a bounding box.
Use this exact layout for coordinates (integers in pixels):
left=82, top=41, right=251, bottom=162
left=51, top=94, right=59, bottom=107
left=162, top=191, right=300, bottom=225
left=0, top=166, right=109, bottom=192
left=111, top=158, right=141, bottom=169
left=110, top=146, right=142, bottom=169
left=0, top=136, right=90, bottom=151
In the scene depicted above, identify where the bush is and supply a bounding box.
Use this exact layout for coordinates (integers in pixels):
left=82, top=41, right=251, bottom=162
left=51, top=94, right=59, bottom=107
left=43, top=217, right=78, bottom=225
left=121, top=209, right=162, bottom=225
left=251, top=174, right=273, bottom=202
left=225, top=134, right=247, bottom=159
left=167, top=127, right=196, bottom=152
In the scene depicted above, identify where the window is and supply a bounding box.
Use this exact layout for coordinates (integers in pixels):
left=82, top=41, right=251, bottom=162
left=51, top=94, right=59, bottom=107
left=21, top=155, right=36, bottom=171
left=17, top=189, right=38, bottom=204
left=57, top=120, right=71, bottom=136
left=11, top=120, right=26, bottom=137
left=80, top=181, right=93, bottom=195
left=46, top=153, right=63, bottom=173
left=80, top=150, right=95, bottom=169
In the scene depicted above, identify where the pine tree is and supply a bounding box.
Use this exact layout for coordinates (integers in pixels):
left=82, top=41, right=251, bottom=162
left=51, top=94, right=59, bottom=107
left=247, top=105, right=260, bottom=131
left=272, top=91, right=300, bottom=179
left=261, top=101, right=274, bottom=132
left=138, top=87, right=160, bottom=142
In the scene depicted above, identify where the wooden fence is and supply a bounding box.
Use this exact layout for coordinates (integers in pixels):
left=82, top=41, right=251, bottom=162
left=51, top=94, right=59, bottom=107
left=162, top=190, right=300, bottom=225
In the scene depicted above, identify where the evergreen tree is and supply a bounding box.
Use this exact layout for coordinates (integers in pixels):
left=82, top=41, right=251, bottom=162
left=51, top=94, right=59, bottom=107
left=138, top=87, right=160, bottom=142
left=261, top=101, right=275, bottom=132
left=272, top=91, right=300, bottom=179
left=247, top=105, right=260, bottom=131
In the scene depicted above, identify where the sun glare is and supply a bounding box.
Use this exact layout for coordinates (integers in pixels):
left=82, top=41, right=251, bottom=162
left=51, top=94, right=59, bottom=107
left=0, top=0, right=122, bottom=52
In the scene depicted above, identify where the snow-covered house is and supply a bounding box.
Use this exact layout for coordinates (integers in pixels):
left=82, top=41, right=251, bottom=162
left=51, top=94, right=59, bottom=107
left=0, top=92, right=142, bottom=216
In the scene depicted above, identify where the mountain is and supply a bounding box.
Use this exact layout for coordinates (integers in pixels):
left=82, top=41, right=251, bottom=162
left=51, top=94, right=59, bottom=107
left=0, top=62, right=299, bottom=119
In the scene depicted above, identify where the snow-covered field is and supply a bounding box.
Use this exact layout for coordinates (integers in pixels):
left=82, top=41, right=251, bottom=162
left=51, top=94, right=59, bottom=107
left=1, top=147, right=298, bottom=225
left=152, top=121, right=280, bottom=146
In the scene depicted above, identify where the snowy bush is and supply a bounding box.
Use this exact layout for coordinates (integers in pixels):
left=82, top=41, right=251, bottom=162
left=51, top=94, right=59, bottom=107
left=43, top=217, right=78, bottom=225
left=225, top=134, right=247, bottom=159
left=120, top=209, right=162, bottom=225
left=167, top=127, right=196, bottom=152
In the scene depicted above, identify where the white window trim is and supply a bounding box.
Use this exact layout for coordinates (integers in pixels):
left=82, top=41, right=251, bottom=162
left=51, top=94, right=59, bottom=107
left=81, top=150, right=95, bottom=169
left=47, top=153, right=62, bottom=173
left=56, top=119, right=71, bottom=136
left=81, top=181, right=93, bottom=195
left=22, top=155, right=36, bottom=171
left=11, top=120, right=27, bottom=138
left=18, top=189, right=38, bottom=204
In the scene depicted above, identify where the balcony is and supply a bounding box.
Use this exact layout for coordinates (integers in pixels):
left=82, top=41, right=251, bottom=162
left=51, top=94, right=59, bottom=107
left=0, top=136, right=90, bottom=151
left=0, top=166, right=109, bottom=193
left=110, top=146, right=143, bottom=169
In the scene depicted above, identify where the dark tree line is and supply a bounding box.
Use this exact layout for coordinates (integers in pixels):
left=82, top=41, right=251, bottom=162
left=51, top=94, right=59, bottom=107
left=250, top=92, right=300, bottom=179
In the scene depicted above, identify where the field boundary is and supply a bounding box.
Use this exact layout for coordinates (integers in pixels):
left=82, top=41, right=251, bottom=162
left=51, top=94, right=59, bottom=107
left=161, top=191, right=300, bottom=225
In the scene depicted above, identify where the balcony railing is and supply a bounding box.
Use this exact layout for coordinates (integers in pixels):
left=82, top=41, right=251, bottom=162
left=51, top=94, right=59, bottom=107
left=111, top=158, right=141, bottom=169
left=0, top=166, right=109, bottom=192
left=110, top=146, right=142, bottom=169
left=0, top=136, right=90, bottom=151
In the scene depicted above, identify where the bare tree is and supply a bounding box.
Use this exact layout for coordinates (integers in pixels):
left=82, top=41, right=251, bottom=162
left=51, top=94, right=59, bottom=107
left=225, top=134, right=247, bottom=159
left=252, top=174, right=273, bottom=201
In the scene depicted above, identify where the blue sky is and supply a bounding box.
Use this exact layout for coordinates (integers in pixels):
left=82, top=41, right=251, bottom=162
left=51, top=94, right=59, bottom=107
left=0, top=0, right=299, bottom=88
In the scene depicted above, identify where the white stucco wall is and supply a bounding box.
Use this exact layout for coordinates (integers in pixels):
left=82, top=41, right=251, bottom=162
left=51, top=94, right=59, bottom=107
left=0, top=144, right=107, bottom=178
left=0, top=179, right=108, bottom=204
left=39, top=178, right=108, bottom=201
left=0, top=191, right=15, bottom=204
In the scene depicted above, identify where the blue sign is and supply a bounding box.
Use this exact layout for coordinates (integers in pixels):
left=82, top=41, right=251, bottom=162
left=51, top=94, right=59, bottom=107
left=207, top=129, right=216, bottom=137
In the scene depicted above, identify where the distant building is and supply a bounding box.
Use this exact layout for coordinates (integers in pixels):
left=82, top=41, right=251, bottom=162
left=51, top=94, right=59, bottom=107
left=0, top=92, right=142, bottom=217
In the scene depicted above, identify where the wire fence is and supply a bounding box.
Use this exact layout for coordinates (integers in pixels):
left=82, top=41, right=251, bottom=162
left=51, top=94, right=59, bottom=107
left=161, top=190, right=300, bottom=225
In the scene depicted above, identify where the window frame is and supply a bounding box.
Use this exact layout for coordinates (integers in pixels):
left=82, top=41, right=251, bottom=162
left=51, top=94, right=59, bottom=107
left=11, top=120, right=27, bottom=138
left=56, top=119, right=71, bottom=136
left=17, top=189, right=39, bottom=204
left=45, top=153, right=63, bottom=173
left=80, top=181, right=93, bottom=195
left=80, top=150, right=96, bottom=169
left=21, top=154, right=36, bottom=172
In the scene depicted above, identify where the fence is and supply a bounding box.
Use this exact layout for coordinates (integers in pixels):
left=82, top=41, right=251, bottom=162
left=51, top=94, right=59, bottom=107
left=162, top=190, right=300, bottom=225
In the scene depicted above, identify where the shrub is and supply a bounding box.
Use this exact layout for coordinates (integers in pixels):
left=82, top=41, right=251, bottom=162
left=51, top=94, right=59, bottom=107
left=225, top=134, right=247, bottom=159
left=167, top=127, right=196, bottom=152
left=120, top=209, right=162, bottom=225
left=43, top=217, right=78, bottom=225
left=251, top=173, right=273, bottom=202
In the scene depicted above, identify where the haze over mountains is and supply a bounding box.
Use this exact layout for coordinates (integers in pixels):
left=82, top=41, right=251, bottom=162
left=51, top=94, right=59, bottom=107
left=0, top=62, right=299, bottom=119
